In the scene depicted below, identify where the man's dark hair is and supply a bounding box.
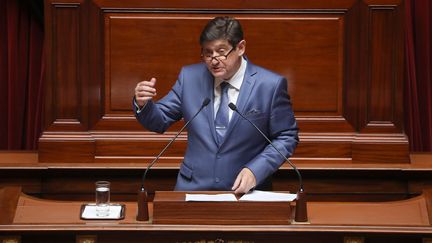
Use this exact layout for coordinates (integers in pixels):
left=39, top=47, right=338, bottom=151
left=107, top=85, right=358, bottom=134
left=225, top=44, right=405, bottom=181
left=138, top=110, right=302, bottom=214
left=199, top=16, right=244, bottom=47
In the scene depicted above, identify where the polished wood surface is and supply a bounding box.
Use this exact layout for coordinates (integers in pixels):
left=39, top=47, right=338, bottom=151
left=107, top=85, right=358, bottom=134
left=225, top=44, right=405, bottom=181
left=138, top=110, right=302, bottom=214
left=152, top=191, right=292, bottom=225
left=1, top=188, right=431, bottom=229
left=309, top=197, right=430, bottom=226
left=40, top=0, right=408, bottom=165
left=0, top=187, right=21, bottom=224
left=1, top=187, right=431, bottom=242
left=1, top=152, right=431, bottom=203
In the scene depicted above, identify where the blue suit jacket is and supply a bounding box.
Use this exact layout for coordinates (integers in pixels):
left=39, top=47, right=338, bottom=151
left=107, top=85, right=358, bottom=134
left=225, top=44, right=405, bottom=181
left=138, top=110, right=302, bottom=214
left=134, top=61, right=299, bottom=191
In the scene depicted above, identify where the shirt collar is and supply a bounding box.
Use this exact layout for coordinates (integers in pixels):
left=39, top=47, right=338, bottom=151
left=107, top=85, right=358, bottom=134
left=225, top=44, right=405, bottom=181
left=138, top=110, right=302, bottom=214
left=214, top=57, right=247, bottom=90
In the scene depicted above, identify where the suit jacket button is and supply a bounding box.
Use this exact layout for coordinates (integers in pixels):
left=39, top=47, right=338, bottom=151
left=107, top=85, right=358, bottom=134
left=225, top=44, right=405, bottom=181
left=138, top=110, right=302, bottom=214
left=215, top=177, right=220, bottom=183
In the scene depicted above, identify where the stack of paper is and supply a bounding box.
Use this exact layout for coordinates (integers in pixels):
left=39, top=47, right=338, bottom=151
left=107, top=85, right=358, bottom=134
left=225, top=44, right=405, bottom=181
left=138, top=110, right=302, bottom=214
left=185, top=191, right=296, bottom=202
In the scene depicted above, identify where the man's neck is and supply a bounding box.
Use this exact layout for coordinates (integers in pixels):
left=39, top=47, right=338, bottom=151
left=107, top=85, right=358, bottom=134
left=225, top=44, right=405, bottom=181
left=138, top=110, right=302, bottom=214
left=222, top=56, right=243, bottom=81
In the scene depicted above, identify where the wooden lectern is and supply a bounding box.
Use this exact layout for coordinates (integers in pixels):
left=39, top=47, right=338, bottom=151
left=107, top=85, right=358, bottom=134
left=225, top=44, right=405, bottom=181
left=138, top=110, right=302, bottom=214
left=1, top=187, right=432, bottom=242
left=152, top=191, right=292, bottom=225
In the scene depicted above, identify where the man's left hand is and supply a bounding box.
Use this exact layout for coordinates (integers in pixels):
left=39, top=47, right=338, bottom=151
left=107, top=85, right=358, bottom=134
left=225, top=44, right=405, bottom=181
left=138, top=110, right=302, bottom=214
left=232, top=168, right=256, bottom=194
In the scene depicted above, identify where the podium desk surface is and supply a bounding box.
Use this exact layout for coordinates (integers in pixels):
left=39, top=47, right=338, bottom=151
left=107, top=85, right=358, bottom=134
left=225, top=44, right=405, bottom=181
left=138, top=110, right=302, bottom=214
left=1, top=189, right=432, bottom=235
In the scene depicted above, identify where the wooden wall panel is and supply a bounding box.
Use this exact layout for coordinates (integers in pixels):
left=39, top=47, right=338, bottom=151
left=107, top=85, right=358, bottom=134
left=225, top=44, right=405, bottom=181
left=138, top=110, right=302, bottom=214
left=369, top=9, right=395, bottom=122
left=54, top=7, right=80, bottom=119
left=104, top=15, right=205, bottom=113
left=241, top=16, right=344, bottom=116
left=44, top=1, right=88, bottom=132
left=40, top=0, right=409, bottom=165
left=103, top=15, right=345, bottom=115
left=360, top=2, right=404, bottom=133
left=39, top=140, right=94, bottom=163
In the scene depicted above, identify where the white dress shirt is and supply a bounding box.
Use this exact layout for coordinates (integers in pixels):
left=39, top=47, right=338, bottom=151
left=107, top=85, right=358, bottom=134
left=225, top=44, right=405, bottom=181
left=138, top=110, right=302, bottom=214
left=213, top=57, right=247, bottom=121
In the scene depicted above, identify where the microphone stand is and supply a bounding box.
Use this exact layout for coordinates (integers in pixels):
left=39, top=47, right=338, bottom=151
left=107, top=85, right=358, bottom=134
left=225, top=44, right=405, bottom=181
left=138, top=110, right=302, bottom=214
left=136, top=98, right=210, bottom=221
left=228, top=103, right=308, bottom=223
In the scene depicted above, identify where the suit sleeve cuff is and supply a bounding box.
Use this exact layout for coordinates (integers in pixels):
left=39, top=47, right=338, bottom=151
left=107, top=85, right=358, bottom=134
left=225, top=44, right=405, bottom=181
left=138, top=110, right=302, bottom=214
left=133, top=99, right=147, bottom=113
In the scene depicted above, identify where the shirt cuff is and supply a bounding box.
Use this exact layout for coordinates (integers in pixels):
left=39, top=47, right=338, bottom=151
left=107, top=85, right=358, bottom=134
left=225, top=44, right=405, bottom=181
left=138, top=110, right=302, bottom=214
left=134, top=99, right=146, bottom=113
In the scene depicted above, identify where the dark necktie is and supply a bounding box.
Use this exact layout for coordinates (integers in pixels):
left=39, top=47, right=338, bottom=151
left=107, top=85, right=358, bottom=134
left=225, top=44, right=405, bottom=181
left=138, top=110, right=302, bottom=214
left=215, top=82, right=230, bottom=144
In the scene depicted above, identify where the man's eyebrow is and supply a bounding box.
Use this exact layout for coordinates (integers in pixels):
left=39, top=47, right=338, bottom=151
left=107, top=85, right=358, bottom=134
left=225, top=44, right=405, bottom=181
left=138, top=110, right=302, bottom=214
left=202, top=43, right=231, bottom=51
left=216, top=45, right=230, bottom=49
left=210, top=46, right=230, bottom=51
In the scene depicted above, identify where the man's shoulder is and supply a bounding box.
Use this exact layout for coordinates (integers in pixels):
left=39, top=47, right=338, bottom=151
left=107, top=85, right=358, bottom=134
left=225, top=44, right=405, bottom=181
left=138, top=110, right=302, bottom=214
left=248, top=62, right=285, bottom=81
left=181, top=63, right=207, bottom=73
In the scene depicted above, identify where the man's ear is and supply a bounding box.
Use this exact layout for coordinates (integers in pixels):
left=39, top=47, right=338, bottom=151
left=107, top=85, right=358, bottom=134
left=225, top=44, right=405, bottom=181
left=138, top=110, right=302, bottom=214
left=237, top=40, right=246, bottom=56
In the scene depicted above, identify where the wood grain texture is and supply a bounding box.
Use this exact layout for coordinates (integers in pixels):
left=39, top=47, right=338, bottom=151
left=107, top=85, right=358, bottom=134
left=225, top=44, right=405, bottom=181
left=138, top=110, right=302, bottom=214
left=5, top=188, right=431, bottom=232
left=0, top=187, right=21, bottom=224
left=424, top=189, right=432, bottom=226
left=103, top=14, right=344, bottom=115
left=152, top=191, right=292, bottom=225
left=44, top=1, right=88, bottom=132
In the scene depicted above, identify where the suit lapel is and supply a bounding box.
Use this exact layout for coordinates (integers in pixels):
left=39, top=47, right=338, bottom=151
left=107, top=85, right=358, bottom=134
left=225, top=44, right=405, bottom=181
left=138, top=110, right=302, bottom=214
left=203, top=68, right=218, bottom=144
left=221, top=63, right=258, bottom=147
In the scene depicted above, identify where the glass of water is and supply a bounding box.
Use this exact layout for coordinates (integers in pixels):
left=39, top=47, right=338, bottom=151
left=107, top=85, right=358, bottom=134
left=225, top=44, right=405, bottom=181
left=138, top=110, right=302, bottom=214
left=95, top=181, right=110, bottom=217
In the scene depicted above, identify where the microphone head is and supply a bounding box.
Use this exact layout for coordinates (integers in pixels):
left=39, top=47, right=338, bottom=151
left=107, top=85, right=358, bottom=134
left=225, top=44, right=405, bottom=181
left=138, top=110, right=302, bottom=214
left=228, top=103, right=237, bottom=111
left=202, top=98, right=211, bottom=106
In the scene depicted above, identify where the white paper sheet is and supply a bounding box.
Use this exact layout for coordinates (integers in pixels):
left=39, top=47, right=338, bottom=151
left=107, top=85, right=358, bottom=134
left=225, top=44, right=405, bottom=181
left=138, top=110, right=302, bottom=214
left=239, top=190, right=297, bottom=202
left=81, top=204, right=123, bottom=219
left=185, top=193, right=238, bottom=201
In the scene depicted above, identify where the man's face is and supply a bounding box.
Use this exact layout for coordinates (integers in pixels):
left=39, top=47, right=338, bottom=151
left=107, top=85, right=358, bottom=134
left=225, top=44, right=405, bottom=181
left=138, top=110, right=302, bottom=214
left=201, top=39, right=245, bottom=80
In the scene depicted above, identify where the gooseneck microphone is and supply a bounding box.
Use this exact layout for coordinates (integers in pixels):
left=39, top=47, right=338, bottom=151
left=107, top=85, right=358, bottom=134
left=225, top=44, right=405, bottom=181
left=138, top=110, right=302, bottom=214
left=140, top=98, right=210, bottom=189
left=228, top=102, right=308, bottom=223
left=228, top=103, right=303, bottom=191
left=136, top=98, right=210, bottom=221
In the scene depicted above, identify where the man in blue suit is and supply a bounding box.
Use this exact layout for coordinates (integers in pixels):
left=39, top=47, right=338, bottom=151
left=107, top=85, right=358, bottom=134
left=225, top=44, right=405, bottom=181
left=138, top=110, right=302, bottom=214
left=134, top=16, right=298, bottom=194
